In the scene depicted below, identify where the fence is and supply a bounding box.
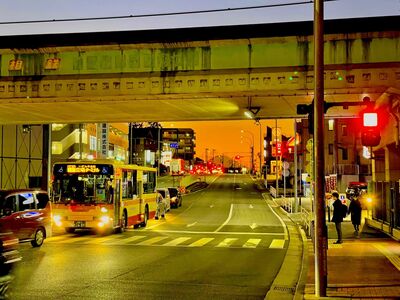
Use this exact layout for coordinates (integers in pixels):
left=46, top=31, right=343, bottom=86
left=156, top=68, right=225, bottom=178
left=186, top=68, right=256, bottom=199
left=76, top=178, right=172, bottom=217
left=371, top=181, right=400, bottom=232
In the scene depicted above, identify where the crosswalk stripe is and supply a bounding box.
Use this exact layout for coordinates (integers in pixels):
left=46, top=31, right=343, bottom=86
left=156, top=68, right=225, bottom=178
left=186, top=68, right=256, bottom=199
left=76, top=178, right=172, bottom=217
left=47, top=235, right=74, bottom=242
left=243, top=238, right=261, bottom=248
left=106, top=235, right=146, bottom=244
left=85, top=235, right=122, bottom=244
left=216, top=238, right=238, bottom=248
left=58, top=237, right=93, bottom=244
left=269, top=239, right=285, bottom=248
left=162, top=237, right=192, bottom=246
left=136, top=236, right=169, bottom=245
left=188, top=237, right=214, bottom=247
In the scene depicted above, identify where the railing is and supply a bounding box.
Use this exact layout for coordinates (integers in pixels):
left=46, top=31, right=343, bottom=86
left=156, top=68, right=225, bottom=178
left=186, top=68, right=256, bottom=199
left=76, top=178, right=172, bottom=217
left=326, top=164, right=360, bottom=175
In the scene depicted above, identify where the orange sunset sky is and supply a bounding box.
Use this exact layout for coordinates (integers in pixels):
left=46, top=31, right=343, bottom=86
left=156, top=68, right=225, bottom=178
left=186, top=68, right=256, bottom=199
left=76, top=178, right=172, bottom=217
left=162, top=119, right=295, bottom=169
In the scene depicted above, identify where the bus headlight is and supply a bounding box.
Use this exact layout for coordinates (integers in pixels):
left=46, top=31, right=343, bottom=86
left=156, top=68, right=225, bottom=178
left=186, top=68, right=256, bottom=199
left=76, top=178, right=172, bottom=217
left=53, top=215, right=63, bottom=227
left=98, top=215, right=112, bottom=227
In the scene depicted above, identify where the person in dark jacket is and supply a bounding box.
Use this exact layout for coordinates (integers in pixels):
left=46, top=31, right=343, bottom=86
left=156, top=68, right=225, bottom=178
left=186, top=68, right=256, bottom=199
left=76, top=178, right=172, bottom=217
left=331, top=191, right=344, bottom=244
left=349, top=193, right=362, bottom=235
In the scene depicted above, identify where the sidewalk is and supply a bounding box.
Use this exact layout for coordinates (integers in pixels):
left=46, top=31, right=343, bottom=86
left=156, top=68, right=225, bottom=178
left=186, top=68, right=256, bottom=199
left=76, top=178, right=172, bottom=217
left=269, top=195, right=400, bottom=299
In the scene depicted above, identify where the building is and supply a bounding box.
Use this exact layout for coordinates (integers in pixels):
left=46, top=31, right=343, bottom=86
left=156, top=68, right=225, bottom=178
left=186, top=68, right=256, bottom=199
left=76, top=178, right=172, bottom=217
left=51, top=123, right=129, bottom=163
left=129, top=126, right=196, bottom=170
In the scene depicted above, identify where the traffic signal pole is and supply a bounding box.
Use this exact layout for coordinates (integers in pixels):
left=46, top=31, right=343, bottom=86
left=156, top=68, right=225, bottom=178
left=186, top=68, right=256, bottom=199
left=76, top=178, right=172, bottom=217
left=314, top=0, right=328, bottom=297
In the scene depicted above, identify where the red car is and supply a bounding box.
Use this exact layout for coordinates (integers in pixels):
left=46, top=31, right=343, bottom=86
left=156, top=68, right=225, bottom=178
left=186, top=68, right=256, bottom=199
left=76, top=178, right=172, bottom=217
left=0, top=189, right=52, bottom=247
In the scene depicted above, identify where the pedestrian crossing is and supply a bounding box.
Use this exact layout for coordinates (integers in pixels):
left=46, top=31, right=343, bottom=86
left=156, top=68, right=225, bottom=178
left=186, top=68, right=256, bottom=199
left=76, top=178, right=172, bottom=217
left=46, top=233, right=287, bottom=250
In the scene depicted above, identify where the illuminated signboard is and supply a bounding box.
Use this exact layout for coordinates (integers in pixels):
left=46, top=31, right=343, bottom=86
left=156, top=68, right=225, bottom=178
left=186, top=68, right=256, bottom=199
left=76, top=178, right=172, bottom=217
left=54, top=164, right=113, bottom=175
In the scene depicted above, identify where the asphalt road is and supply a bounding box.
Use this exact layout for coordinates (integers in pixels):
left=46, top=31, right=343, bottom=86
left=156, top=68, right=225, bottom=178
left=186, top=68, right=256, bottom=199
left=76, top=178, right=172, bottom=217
left=9, top=174, right=288, bottom=300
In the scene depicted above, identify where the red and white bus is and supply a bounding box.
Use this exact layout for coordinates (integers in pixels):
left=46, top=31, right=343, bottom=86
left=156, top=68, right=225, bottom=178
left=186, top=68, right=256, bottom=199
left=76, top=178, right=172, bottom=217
left=50, top=160, right=157, bottom=234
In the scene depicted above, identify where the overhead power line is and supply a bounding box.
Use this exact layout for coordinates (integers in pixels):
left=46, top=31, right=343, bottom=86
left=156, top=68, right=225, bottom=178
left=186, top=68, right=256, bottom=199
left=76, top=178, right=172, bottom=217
left=0, top=0, right=338, bottom=25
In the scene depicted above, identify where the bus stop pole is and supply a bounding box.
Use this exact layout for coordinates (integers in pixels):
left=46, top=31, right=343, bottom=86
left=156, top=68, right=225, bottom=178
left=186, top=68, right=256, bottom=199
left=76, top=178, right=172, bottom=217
left=314, top=0, right=328, bottom=297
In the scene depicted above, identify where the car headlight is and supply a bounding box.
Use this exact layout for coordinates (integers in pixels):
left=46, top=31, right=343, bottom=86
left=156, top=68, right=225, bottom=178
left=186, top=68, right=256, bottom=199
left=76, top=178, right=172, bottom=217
left=53, top=215, right=63, bottom=227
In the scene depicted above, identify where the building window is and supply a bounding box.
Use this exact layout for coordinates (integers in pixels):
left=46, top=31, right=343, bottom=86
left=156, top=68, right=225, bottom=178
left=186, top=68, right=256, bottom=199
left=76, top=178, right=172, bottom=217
left=342, top=148, right=348, bottom=160
left=328, top=144, right=333, bottom=155
left=89, top=135, right=97, bottom=151
left=341, top=124, right=348, bottom=136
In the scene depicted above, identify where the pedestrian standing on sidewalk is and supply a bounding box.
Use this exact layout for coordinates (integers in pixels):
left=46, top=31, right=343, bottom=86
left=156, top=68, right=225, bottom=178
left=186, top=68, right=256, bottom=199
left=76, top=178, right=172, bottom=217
left=349, top=192, right=362, bottom=236
left=331, top=191, right=344, bottom=244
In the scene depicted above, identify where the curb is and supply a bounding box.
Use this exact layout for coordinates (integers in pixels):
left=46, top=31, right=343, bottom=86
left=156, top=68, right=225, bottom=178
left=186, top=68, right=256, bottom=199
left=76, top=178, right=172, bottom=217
left=264, top=193, right=306, bottom=300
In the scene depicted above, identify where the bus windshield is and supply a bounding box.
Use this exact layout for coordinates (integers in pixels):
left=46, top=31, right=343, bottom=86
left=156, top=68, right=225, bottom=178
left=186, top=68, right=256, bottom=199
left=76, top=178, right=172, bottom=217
left=52, top=174, right=114, bottom=204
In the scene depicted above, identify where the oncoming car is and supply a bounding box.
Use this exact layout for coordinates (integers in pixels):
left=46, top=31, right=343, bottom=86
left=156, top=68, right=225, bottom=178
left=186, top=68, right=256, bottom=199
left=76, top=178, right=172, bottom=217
left=0, top=189, right=52, bottom=247
left=167, top=187, right=182, bottom=208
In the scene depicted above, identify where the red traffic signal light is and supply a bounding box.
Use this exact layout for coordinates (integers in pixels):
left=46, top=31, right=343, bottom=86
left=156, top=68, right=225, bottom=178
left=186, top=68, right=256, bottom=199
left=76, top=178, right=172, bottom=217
left=361, top=110, right=381, bottom=147
left=235, top=155, right=241, bottom=160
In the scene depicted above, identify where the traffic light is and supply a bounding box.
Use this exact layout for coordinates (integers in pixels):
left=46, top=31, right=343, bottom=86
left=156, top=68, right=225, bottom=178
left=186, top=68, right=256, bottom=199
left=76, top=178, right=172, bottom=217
left=361, top=110, right=381, bottom=147
left=235, top=155, right=241, bottom=160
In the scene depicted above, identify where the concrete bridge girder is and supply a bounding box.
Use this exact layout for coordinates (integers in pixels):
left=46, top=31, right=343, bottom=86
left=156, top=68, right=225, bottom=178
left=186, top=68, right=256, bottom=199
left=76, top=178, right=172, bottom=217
left=0, top=67, right=397, bottom=124
left=0, top=27, right=399, bottom=124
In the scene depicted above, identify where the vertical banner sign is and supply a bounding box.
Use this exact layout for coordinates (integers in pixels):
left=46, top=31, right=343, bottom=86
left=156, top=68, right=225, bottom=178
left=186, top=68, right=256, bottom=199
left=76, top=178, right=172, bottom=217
left=101, top=123, right=109, bottom=158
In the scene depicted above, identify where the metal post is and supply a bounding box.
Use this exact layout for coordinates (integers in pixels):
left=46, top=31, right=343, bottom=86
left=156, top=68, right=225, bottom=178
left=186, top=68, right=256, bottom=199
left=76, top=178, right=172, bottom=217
left=275, top=119, right=279, bottom=196
left=294, top=120, right=298, bottom=213
left=314, top=0, right=328, bottom=297
left=259, top=121, right=262, bottom=178
left=78, top=124, right=83, bottom=160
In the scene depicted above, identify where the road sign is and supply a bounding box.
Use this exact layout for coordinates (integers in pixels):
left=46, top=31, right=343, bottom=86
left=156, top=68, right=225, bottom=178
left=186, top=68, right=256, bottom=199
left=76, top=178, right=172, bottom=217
left=170, top=142, right=178, bottom=149
left=282, top=169, right=290, bottom=177
left=283, top=161, right=290, bottom=169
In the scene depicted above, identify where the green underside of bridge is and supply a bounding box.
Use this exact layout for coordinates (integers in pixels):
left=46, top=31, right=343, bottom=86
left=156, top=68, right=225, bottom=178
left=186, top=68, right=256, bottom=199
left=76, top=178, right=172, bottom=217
left=1, top=32, right=399, bottom=77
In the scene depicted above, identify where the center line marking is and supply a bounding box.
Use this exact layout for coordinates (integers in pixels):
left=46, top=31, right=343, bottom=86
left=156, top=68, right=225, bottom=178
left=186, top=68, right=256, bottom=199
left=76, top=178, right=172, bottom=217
left=214, top=204, right=233, bottom=232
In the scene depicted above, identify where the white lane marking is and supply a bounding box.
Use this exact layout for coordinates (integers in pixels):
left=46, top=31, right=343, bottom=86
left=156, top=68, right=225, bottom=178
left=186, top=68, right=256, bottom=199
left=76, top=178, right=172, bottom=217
left=58, top=236, right=93, bottom=244
left=216, top=238, right=238, bottom=247
left=243, top=238, right=261, bottom=248
left=107, top=235, right=146, bottom=244
left=85, top=235, right=121, bottom=244
left=162, top=237, right=192, bottom=246
left=137, top=236, right=168, bottom=246
left=269, top=239, right=285, bottom=249
left=186, top=222, right=198, bottom=228
left=214, top=204, right=234, bottom=232
left=188, top=237, right=215, bottom=247
left=266, top=200, right=289, bottom=240
left=249, top=223, right=258, bottom=230
left=148, top=229, right=285, bottom=236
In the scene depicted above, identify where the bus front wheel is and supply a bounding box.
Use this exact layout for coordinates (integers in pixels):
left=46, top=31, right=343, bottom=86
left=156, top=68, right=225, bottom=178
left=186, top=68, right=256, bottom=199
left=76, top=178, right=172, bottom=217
left=141, top=206, right=149, bottom=228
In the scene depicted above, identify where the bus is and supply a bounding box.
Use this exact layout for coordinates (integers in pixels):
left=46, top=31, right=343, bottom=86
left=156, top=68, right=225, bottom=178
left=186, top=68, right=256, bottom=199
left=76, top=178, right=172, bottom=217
left=50, top=160, right=157, bottom=234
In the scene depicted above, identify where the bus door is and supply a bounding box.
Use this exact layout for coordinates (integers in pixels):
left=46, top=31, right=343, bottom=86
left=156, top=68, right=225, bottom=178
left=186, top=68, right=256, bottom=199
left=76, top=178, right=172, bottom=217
left=113, top=179, right=121, bottom=227
left=137, top=181, right=143, bottom=215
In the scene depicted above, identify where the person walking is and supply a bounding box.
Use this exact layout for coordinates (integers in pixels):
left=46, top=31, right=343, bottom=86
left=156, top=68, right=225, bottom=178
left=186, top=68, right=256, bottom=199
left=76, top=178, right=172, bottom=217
left=155, top=192, right=166, bottom=220
left=331, top=191, right=345, bottom=244
left=349, top=192, right=362, bottom=236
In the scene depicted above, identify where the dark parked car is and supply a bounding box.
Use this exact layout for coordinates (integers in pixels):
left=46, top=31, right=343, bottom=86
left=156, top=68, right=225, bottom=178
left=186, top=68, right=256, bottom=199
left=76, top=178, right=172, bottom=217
left=0, top=230, right=21, bottom=299
left=0, top=189, right=52, bottom=247
left=168, top=187, right=182, bottom=208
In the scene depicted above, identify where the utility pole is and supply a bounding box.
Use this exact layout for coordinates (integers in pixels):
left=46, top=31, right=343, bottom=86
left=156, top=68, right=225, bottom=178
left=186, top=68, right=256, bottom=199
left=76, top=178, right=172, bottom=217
left=314, top=0, right=328, bottom=297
